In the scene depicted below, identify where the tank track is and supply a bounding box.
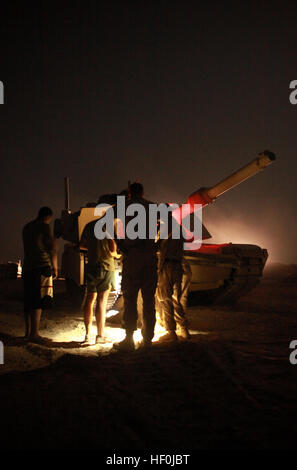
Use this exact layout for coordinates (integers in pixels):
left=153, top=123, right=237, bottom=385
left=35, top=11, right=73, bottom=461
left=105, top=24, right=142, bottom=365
left=186, top=244, right=268, bottom=305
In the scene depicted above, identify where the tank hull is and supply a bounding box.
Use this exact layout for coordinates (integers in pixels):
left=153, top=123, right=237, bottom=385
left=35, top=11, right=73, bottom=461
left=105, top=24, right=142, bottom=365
left=61, top=242, right=268, bottom=307
left=185, top=243, right=268, bottom=304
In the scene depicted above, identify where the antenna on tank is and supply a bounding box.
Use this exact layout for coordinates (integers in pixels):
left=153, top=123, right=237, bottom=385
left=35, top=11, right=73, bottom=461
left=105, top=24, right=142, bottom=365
left=64, top=176, right=71, bottom=213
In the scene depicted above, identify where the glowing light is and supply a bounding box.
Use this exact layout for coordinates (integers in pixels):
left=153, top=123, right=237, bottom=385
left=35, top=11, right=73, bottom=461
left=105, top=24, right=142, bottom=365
left=106, top=309, right=119, bottom=318
left=152, top=321, right=167, bottom=342
left=102, top=322, right=168, bottom=345
left=42, top=309, right=205, bottom=353
left=114, top=270, right=122, bottom=293
left=49, top=317, right=168, bottom=351
left=17, top=260, right=22, bottom=278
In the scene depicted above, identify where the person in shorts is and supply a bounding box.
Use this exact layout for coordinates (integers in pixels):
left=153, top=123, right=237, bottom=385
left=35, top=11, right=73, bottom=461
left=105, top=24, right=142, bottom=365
left=80, top=220, right=121, bottom=344
left=22, top=206, right=58, bottom=342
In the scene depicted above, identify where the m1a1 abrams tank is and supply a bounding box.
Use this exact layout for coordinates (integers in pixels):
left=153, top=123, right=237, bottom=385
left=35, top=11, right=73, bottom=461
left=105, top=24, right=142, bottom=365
left=54, top=150, right=275, bottom=306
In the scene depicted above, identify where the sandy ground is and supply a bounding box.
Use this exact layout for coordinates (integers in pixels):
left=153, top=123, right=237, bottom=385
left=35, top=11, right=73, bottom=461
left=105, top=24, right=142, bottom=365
left=0, top=264, right=296, bottom=450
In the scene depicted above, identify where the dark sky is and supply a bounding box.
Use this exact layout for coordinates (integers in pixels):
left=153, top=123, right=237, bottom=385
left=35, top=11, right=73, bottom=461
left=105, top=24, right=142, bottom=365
left=0, top=1, right=296, bottom=264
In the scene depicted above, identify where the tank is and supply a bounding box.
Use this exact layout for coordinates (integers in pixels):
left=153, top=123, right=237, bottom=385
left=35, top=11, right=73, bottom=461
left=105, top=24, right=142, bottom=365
left=54, top=150, right=275, bottom=306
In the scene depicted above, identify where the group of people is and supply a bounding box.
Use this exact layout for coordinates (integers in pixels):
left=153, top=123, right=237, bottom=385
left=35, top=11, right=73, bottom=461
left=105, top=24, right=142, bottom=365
left=22, top=183, right=191, bottom=349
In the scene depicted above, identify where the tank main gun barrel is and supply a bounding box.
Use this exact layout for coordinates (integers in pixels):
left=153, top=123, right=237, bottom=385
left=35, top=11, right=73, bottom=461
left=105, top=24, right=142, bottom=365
left=207, top=150, right=276, bottom=200
left=187, top=150, right=276, bottom=208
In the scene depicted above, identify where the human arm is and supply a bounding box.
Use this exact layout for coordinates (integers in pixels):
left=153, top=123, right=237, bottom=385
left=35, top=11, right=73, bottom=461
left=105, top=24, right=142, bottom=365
left=43, top=225, right=58, bottom=278
left=79, top=238, right=88, bottom=251
left=51, top=238, right=58, bottom=279
left=108, top=238, right=122, bottom=259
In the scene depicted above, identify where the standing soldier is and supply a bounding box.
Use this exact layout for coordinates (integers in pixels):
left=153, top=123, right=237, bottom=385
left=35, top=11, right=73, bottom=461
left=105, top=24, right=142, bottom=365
left=22, top=207, right=58, bottom=342
left=114, top=183, right=158, bottom=351
left=156, top=213, right=191, bottom=342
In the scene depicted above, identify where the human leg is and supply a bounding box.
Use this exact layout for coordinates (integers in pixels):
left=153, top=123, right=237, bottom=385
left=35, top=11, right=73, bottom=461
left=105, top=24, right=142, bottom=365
left=180, top=261, right=192, bottom=310
left=83, top=292, right=97, bottom=340
left=95, top=287, right=110, bottom=338
left=28, top=309, right=43, bottom=341
left=141, top=265, right=158, bottom=343
left=24, top=311, right=31, bottom=338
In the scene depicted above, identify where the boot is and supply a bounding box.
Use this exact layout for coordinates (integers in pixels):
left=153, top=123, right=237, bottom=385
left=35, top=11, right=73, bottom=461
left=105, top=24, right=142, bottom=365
left=137, top=338, right=152, bottom=350
left=113, top=334, right=135, bottom=352
left=178, top=326, right=191, bottom=340
left=157, top=331, right=178, bottom=343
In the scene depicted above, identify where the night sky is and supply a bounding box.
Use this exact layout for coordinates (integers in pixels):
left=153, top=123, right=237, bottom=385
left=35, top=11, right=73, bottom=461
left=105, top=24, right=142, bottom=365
left=0, top=1, right=296, bottom=264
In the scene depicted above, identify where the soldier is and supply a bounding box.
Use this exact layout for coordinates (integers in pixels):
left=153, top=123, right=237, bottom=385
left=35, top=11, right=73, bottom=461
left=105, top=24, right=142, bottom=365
left=156, top=213, right=191, bottom=342
left=22, top=207, right=58, bottom=343
left=80, top=221, right=121, bottom=344
left=114, top=183, right=158, bottom=351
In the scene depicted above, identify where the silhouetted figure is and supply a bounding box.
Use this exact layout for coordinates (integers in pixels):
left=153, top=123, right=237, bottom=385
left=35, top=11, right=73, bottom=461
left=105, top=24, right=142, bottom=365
left=22, top=207, right=58, bottom=342
left=156, top=213, right=191, bottom=342
left=114, top=183, right=158, bottom=351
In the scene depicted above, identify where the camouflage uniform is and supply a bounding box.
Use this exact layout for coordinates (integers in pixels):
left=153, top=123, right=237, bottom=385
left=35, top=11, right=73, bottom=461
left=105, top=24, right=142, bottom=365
left=157, top=235, right=189, bottom=332
left=180, top=260, right=192, bottom=311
